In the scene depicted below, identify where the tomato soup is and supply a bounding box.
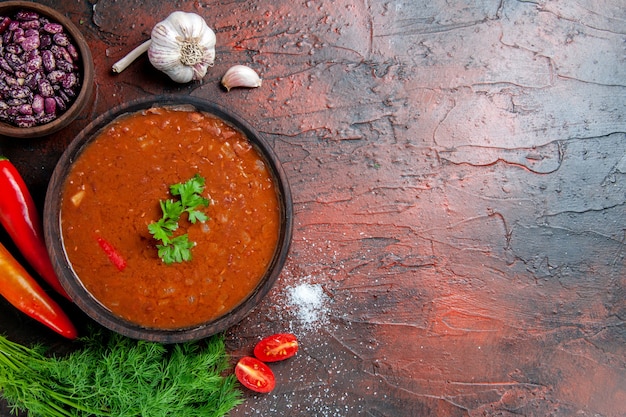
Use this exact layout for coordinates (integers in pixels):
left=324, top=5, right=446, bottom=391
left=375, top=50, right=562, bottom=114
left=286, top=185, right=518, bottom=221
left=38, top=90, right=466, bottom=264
left=60, top=107, right=280, bottom=329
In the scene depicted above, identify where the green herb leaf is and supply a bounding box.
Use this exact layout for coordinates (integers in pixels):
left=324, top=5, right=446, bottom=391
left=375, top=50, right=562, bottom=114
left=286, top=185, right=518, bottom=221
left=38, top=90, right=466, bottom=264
left=187, top=208, right=209, bottom=224
left=160, top=199, right=185, bottom=222
left=157, top=235, right=195, bottom=264
left=148, top=175, right=210, bottom=264
left=148, top=220, right=172, bottom=244
left=171, top=173, right=206, bottom=199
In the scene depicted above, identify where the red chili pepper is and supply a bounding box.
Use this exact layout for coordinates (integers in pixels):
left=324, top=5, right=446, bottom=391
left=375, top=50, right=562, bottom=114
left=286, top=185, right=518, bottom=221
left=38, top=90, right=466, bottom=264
left=0, top=156, right=70, bottom=300
left=96, top=236, right=127, bottom=271
left=0, top=242, right=77, bottom=339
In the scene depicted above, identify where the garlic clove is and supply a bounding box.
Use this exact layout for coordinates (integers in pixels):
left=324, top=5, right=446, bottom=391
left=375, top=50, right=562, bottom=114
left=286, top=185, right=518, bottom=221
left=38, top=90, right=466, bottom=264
left=221, top=65, right=262, bottom=91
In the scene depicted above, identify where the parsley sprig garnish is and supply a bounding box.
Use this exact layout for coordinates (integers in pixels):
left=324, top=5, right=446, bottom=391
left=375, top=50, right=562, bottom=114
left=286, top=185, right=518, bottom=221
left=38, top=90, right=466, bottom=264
left=148, top=174, right=209, bottom=264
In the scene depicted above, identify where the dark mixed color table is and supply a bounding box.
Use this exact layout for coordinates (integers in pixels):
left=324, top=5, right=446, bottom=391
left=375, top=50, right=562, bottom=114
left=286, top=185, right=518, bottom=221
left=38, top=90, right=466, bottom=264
left=1, top=1, right=624, bottom=416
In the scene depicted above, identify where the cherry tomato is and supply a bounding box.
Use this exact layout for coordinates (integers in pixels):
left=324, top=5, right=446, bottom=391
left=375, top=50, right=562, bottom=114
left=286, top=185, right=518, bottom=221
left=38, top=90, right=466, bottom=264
left=235, top=356, right=276, bottom=393
left=254, top=333, right=299, bottom=362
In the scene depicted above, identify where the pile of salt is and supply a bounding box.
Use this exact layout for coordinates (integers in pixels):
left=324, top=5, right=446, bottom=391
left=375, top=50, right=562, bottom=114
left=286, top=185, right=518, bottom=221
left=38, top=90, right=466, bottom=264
left=286, top=282, right=328, bottom=330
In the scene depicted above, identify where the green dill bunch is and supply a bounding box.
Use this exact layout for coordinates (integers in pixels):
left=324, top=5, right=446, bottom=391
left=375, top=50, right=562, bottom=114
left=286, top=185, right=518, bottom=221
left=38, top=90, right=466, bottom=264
left=0, top=329, right=242, bottom=417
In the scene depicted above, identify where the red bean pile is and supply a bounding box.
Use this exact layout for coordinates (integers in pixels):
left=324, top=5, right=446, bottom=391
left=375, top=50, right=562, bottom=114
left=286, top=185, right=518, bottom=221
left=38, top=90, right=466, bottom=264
left=0, top=10, right=82, bottom=128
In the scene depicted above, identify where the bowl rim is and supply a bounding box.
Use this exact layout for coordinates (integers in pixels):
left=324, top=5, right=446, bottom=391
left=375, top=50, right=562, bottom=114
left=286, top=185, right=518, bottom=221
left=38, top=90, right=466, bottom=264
left=0, top=1, right=94, bottom=138
left=44, top=95, right=293, bottom=343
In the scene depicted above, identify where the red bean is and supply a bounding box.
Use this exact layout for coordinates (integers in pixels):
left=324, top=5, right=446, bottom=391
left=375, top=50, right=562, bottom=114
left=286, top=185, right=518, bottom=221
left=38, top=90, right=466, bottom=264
left=32, top=94, right=44, bottom=113
left=44, top=97, right=56, bottom=114
left=9, top=86, right=30, bottom=100
left=23, top=30, right=38, bottom=45
left=37, top=78, right=54, bottom=97
left=0, top=17, right=11, bottom=35
left=38, top=113, right=56, bottom=124
left=56, top=59, right=75, bottom=73
left=4, top=75, right=18, bottom=87
left=15, top=11, right=39, bottom=21
left=0, top=57, right=14, bottom=74
left=61, top=73, right=77, bottom=89
left=54, top=95, right=67, bottom=111
left=43, top=22, right=63, bottom=34
left=41, top=50, right=55, bottom=72
left=25, top=54, right=42, bottom=74
left=4, top=104, right=19, bottom=117
left=12, top=27, right=24, bottom=43
left=3, top=27, right=12, bottom=44
left=58, top=89, right=70, bottom=103
left=51, top=45, right=72, bottom=63
left=52, top=33, right=69, bottom=47
left=47, top=70, right=65, bottom=84
left=39, top=33, right=52, bottom=49
left=18, top=103, right=33, bottom=115
left=66, top=44, right=79, bottom=61
left=5, top=44, right=22, bottom=55
left=24, top=71, right=42, bottom=90
left=25, top=28, right=39, bottom=36
left=5, top=54, right=24, bottom=72
left=15, top=114, right=36, bottom=127
left=62, top=87, right=76, bottom=98
left=20, top=19, right=40, bottom=30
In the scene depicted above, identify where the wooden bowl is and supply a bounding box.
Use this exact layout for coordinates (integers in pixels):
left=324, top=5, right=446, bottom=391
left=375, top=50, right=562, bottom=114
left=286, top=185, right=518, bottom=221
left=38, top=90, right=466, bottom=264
left=0, top=1, right=94, bottom=138
left=44, top=96, right=293, bottom=343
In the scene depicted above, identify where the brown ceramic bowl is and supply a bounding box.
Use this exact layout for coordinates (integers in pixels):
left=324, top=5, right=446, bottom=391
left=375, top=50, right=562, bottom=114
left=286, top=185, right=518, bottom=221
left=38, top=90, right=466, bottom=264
left=0, top=1, right=94, bottom=138
left=44, top=96, right=293, bottom=343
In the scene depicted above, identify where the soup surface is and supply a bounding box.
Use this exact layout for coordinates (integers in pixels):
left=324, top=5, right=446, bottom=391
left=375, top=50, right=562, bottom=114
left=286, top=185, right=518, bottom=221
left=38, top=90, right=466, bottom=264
left=61, top=106, right=280, bottom=329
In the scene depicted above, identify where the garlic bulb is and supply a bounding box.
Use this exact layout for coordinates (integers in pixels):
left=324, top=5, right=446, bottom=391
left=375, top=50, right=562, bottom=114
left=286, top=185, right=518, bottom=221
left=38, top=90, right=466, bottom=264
left=149, top=12, right=216, bottom=83
left=221, top=65, right=262, bottom=91
left=112, top=11, right=216, bottom=84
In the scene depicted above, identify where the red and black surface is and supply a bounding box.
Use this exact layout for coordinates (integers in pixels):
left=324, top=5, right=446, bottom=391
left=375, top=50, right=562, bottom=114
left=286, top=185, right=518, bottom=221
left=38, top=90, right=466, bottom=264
left=1, top=1, right=624, bottom=416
